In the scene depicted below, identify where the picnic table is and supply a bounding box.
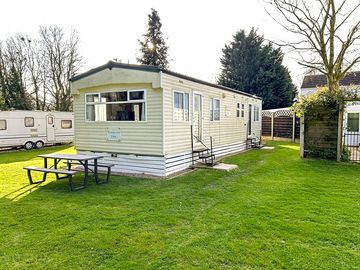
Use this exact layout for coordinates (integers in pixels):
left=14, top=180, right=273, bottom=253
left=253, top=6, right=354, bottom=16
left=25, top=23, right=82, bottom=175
left=24, top=153, right=113, bottom=191
left=38, top=153, right=104, bottom=185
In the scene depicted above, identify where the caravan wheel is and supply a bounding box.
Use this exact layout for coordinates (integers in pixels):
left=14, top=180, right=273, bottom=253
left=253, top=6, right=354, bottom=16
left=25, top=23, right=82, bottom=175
left=24, top=141, right=34, bottom=150
left=35, top=141, right=44, bottom=149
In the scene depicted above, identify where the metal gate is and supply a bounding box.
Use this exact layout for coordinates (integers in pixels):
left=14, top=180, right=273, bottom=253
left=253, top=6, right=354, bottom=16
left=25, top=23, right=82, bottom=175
left=343, top=132, right=360, bottom=161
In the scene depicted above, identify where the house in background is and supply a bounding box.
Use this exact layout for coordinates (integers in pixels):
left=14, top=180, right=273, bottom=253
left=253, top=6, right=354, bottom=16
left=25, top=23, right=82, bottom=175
left=300, top=72, right=360, bottom=160
left=70, top=61, right=262, bottom=177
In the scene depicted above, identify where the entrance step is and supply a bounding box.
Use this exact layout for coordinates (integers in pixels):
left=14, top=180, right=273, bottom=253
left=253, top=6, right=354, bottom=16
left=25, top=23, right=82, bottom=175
left=192, top=148, right=208, bottom=153
left=212, top=163, right=238, bottom=171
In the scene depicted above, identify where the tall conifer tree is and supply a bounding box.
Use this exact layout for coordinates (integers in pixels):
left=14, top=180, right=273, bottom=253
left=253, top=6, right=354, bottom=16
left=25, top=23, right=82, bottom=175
left=137, top=8, right=170, bottom=69
left=218, top=28, right=296, bottom=109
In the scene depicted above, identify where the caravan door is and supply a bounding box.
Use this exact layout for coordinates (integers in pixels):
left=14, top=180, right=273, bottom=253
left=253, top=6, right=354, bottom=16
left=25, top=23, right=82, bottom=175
left=193, top=93, right=203, bottom=142
left=248, top=104, right=252, bottom=136
left=46, top=115, right=55, bottom=142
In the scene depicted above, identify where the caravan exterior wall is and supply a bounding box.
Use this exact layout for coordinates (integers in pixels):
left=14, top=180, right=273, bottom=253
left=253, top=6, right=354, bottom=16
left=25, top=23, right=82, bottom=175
left=0, top=111, right=74, bottom=150
left=71, top=62, right=262, bottom=177
left=161, top=73, right=262, bottom=175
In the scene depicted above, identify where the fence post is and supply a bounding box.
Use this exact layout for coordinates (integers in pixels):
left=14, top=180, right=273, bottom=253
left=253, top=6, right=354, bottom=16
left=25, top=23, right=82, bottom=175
left=292, top=113, right=296, bottom=142
left=300, top=116, right=305, bottom=158
left=337, top=104, right=344, bottom=162
left=271, top=112, right=274, bottom=140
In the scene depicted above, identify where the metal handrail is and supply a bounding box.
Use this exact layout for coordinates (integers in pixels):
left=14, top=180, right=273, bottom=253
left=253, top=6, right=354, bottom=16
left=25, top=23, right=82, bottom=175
left=190, top=125, right=215, bottom=166
left=192, top=134, right=209, bottom=150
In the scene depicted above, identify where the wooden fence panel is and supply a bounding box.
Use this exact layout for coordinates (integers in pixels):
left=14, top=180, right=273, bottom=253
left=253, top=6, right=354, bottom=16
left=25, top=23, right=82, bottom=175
left=261, top=112, right=300, bottom=140
left=262, top=116, right=272, bottom=136
left=274, top=116, right=293, bottom=138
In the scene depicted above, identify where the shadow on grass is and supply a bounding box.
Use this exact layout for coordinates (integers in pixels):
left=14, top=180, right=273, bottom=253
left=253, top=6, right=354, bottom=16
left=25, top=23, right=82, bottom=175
left=2, top=184, right=41, bottom=201
left=0, top=145, right=73, bottom=165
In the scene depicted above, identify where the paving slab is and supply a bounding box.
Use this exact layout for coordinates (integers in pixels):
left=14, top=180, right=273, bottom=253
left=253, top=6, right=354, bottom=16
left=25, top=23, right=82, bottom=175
left=212, top=163, right=238, bottom=171
left=262, top=146, right=275, bottom=150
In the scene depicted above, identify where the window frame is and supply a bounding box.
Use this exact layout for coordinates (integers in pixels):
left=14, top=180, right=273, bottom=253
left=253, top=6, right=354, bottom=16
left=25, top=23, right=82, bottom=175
left=252, top=105, right=260, bottom=122
left=85, top=89, right=147, bottom=122
left=236, top=103, right=240, bottom=118
left=347, top=112, right=359, bottom=132
left=173, top=90, right=190, bottom=122
left=0, top=119, right=6, bottom=130
left=61, top=120, right=73, bottom=129
left=210, top=98, right=220, bottom=121
left=24, top=117, right=35, bottom=127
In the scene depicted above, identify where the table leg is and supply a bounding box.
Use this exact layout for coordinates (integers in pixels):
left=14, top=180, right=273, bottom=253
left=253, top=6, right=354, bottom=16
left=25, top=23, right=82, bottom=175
left=94, top=158, right=99, bottom=184
left=54, top=158, right=60, bottom=180
left=67, top=160, right=71, bottom=170
left=84, top=160, right=89, bottom=186
left=44, top=158, right=48, bottom=168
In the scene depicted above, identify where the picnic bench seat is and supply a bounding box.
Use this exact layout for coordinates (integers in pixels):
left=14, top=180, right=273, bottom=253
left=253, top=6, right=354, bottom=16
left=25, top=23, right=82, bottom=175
left=64, top=161, right=114, bottom=184
left=23, top=166, right=83, bottom=192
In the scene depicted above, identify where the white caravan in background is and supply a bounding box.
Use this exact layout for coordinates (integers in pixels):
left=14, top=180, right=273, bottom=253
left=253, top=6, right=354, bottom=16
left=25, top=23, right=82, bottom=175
left=0, top=110, right=74, bottom=150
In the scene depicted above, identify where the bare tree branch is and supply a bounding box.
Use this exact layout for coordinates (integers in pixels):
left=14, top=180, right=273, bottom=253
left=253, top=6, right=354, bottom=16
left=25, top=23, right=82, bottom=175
left=266, top=0, right=360, bottom=92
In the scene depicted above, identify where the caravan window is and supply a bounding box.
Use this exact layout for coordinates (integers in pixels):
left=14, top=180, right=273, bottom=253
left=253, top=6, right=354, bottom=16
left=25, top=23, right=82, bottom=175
left=236, top=103, right=241, bottom=117
left=129, top=91, right=145, bottom=100
left=101, top=92, right=127, bottom=102
left=173, top=91, right=189, bottom=121
left=24, top=117, right=34, bottom=127
left=241, top=104, right=245, bottom=117
left=48, top=117, right=54, bottom=125
left=210, top=98, right=220, bottom=121
left=61, top=120, right=72, bottom=129
left=254, top=106, right=260, bottom=121
left=85, top=90, right=146, bottom=121
left=0, top=120, right=6, bottom=130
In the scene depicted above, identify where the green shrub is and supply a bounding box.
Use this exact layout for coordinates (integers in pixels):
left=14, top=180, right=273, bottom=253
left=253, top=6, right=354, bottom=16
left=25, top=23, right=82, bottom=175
left=341, top=147, right=351, bottom=162
left=308, top=148, right=337, bottom=160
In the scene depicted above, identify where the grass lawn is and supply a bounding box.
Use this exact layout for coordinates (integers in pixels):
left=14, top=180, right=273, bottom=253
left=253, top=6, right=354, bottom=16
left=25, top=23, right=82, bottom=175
left=0, top=142, right=359, bottom=269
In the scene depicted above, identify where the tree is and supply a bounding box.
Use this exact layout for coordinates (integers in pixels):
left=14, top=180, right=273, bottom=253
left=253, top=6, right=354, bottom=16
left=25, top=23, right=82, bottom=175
left=39, top=25, right=82, bottom=111
left=266, top=0, right=360, bottom=160
left=266, top=0, right=360, bottom=92
left=0, top=26, right=82, bottom=111
left=137, top=8, right=170, bottom=69
left=0, top=38, right=32, bottom=110
left=22, top=36, right=47, bottom=110
left=218, top=29, right=297, bottom=109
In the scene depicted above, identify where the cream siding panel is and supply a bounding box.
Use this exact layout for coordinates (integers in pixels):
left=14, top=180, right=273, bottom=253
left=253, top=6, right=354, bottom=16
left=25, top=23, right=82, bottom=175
left=71, top=68, right=161, bottom=94
left=73, top=84, right=163, bottom=155
left=162, top=73, right=262, bottom=156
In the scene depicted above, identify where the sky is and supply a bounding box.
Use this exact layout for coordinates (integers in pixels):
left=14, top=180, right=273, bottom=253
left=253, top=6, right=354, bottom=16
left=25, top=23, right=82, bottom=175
left=0, top=0, right=306, bottom=87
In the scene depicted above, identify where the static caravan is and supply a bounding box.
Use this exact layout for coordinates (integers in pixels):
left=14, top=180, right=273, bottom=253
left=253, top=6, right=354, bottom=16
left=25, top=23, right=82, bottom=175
left=0, top=110, right=74, bottom=150
left=70, top=61, right=262, bottom=177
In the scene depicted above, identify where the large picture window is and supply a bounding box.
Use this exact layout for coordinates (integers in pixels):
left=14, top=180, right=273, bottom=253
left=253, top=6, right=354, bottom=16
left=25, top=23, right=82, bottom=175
left=173, top=91, right=189, bottom=121
left=86, top=90, right=146, bottom=122
left=210, top=98, right=220, bottom=121
left=348, top=113, right=359, bottom=132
